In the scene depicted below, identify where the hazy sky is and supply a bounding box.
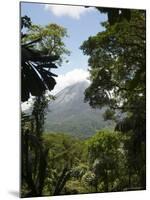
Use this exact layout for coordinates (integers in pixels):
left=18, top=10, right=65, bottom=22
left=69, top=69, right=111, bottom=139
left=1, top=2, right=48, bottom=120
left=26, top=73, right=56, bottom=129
left=21, top=2, right=107, bottom=94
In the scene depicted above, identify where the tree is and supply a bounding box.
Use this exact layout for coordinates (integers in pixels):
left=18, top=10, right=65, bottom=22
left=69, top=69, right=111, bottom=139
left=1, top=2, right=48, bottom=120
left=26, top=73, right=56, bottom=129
left=21, top=16, right=70, bottom=102
left=21, top=96, right=51, bottom=197
left=41, top=133, right=85, bottom=196
left=21, top=16, right=70, bottom=197
left=21, top=23, right=58, bottom=101
left=84, top=7, right=131, bottom=25
left=22, top=23, right=70, bottom=65
left=81, top=10, right=146, bottom=189
left=86, top=130, right=124, bottom=192
left=81, top=10, right=145, bottom=112
left=97, top=7, right=131, bottom=25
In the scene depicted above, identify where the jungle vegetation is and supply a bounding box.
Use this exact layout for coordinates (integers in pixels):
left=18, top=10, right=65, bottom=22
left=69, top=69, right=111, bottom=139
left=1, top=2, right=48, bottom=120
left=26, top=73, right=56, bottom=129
left=21, top=8, right=146, bottom=197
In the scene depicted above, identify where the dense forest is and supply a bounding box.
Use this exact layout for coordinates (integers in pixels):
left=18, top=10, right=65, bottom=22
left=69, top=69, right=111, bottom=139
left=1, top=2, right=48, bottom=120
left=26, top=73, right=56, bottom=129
left=21, top=7, right=146, bottom=197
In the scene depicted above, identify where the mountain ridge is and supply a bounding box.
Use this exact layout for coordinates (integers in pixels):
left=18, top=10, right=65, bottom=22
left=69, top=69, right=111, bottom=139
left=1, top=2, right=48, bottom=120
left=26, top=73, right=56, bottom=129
left=44, top=81, right=114, bottom=138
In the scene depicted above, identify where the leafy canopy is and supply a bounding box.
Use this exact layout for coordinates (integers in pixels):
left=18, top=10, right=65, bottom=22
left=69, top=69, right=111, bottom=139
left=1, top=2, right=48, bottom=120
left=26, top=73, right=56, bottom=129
left=21, top=16, right=70, bottom=102
left=81, top=11, right=146, bottom=115
left=81, top=10, right=146, bottom=189
left=22, top=23, right=70, bottom=65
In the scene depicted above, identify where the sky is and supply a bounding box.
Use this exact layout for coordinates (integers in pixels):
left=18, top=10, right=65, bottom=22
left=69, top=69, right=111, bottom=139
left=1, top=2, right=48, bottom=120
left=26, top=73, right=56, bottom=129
left=21, top=2, right=107, bottom=96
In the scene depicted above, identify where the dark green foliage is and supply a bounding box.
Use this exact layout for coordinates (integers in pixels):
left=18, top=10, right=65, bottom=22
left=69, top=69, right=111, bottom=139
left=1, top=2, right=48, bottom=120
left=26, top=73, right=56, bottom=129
left=81, top=10, right=146, bottom=112
left=80, top=9, right=146, bottom=190
left=21, top=40, right=58, bottom=102
left=21, top=15, right=31, bottom=29
left=21, top=15, right=60, bottom=196
left=21, top=131, right=49, bottom=197
left=97, top=8, right=131, bottom=25
left=103, top=108, right=116, bottom=121
left=21, top=16, right=70, bottom=197
left=41, top=133, right=86, bottom=196
left=22, top=113, right=145, bottom=196
left=21, top=16, right=69, bottom=102
left=22, top=23, right=70, bottom=65
left=21, top=8, right=146, bottom=197
left=21, top=96, right=50, bottom=197
left=22, top=130, right=144, bottom=196
left=86, top=130, right=123, bottom=192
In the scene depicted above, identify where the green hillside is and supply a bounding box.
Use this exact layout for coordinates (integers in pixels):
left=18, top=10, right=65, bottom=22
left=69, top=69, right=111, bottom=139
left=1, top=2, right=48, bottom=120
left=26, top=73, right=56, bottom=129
left=44, top=81, right=115, bottom=137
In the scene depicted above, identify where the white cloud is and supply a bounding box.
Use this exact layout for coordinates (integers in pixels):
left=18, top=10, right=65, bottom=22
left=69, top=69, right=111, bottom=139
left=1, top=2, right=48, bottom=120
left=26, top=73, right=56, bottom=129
left=45, top=4, right=94, bottom=19
left=21, top=69, right=90, bottom=110
left=21, top=96, right=35, bottom=111
left=53, top=68, right=90, bottom=94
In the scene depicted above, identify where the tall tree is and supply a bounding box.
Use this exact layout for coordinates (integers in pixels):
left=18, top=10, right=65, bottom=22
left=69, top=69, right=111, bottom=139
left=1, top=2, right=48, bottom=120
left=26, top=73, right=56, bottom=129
left=21, top=16, right=70, bottom=197
left=81, top=10, right=146, bottom=188
left=21, top=16, right=70, bottom=102
left=22, top=23, right=70, bottom=65
left=81, top=10, right=145, bottom=112
left=86, top=130, right=124, bottom=192
left=97, top=7, right=131, bottom=25
left=21, top=21, right=57, bottom=102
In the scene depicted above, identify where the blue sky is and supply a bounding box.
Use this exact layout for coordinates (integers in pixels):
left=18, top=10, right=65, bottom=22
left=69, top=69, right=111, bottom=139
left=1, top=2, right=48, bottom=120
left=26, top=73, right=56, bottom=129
left=21, top=2, right=107, bottom=94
